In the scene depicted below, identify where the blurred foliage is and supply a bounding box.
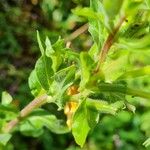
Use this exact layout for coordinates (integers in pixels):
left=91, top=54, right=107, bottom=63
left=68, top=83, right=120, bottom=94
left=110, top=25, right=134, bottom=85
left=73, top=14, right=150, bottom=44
left=0, top=0, right=90, bottom=106
left=0, top=0, right=150, bottom=150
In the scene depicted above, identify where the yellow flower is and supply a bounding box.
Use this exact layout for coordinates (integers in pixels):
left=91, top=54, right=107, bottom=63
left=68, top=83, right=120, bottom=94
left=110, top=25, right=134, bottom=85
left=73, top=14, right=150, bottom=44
left=64, top=101, right=78, bottom=128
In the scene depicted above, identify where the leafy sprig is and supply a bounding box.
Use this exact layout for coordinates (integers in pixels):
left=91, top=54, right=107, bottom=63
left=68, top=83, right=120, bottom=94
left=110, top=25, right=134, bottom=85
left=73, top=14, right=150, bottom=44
left=1, top=0, right=150, bottom=148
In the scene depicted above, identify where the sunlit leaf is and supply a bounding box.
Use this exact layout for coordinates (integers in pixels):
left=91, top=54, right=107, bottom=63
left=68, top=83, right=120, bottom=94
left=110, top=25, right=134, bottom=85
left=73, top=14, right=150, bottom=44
left=117, top=66, right=150, bottom=80
left=45, top=36, right=55, bottom=56
left=45, top=37, right=65, bottom=72
left=37, top=31, right=44, bottom=55
left=72, top=100, right=90, bottom=147
left=86, top=98, right=117, bottom=115
left=143, top=137, right=150, bottom=147
left=0, top=134, right=12, bottom=146
left=52, top=65, right=76, bottom=108
left=80, top=52, right=94, bottom=89
left=103, top=0, right=123, bottom=24
left=1, top=91, right=13, bottom=106
left=35, top=55, right=53, bottom=91
left=28, top=70, right=44, bottom=96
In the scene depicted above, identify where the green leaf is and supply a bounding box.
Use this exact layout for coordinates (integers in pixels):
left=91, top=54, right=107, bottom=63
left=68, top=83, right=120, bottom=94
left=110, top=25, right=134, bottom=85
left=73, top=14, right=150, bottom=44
left=0, top=133, right=12, bottom=146
left=52, top=65, right=76, bottom=108
left=29, top=115, right=69, bottom=134
left=120, top=11, right=150, bottom=39
left=37, top=31, right=44, bottom=55
left=118, top=34, right=150, bottom=51
left=141, top=111, right=150, bottom=136
left=90, top=82, right=127, bottom=103
left=50, top=54, right=62, bottom=73
left=72, top=2, right=107, bottom=48
left=72, top=100, right=90, bottom=147
left=20, top=110, right=69, bottom=137
left=46, top=36, right=65, bottom=57
left=0, top=104, right=18, bottom=121
left=45, top=37, right=65, bottom=72
left=124, top=0, right=145, bottom=15
left=88, top=43, right=99, bottom=61
left=45, top=36, right=55, bottom=56
left=72, top=7, right=100, bottom=20
left=125, top=102, right=136, bottom=113
left=65, top=50, right=80, bottom=65
left=35, top=55, right=53, bottom=91
left=89, top=0, right=105, bottom=48
left=86, top=105, right=99, bottom=129
left=111, top=101, right=126, bottom=111
left=86, top=98, right=117, bottom=115
left=103, top=51, right=129, bottom=81
left=20, top=120, right=44, bottom=137
left=54, top=65, right=76, bottom=87
left=52, top=36, right=65, bottom=52
left=0, top=105, right=18, bottom=112
left=103, top=0, right=123, bottom=21
left=145, top=0, right=150, bottom=8
left=80, top=52, right=94, bottom=89
left=117, top=66, right=150, bottom=80
left=143, top=137, right=150, bottom=147
left=89, top=20, right=104, bottom=49
left=1, top=91, right=13, bottom=106
left=28, top=70, right=44, bottom=96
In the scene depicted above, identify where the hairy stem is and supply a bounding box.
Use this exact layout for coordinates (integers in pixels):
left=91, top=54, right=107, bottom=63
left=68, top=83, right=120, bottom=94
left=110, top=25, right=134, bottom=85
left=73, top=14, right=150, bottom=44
left=95, top=16, right=126, bottom=72
left=98, top=83, right=150, bottom=100
left=3, top=94, right=48, bottom=133
left=126, top=88, right=150, bottom=99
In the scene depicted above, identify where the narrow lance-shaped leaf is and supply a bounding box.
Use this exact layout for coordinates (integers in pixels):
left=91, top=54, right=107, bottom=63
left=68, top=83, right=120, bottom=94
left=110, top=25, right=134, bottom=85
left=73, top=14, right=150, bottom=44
left=86, top=105, right=99, bottom=129
left=146, top=0, right=150, bottom=8
left=45, top=37, right=64, bottom=72
left=72, top=2, right=105, bottom=48
left=117, top=65, right=150, bottom=80
left=103, top=0, right=123, bottom=20
left=72, top=100, right=90, bottom=147
left=123, top=0, right=144, bottom=16
left=86, top=98, right=117, bottom=115
left=118, top=35, right=150, bottom=51
left=20, top=114, right=69, bottom=135
left=37, top=31, right=44, bottom=55
left=35, top=55, right=53, bottom=91
left=80, top=52, right=93, bottom=89
left=143, top=137, right=150, bottom=147
left=72, top=7, right=100, bottom=20
left=45, top=36, right=55, bottom=56
left=89, top=0, right=105, bottom=48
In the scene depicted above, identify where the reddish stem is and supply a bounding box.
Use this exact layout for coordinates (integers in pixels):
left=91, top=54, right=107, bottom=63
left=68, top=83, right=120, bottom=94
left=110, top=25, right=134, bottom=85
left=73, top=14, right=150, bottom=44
left=95, top=16, right=126, bottom=72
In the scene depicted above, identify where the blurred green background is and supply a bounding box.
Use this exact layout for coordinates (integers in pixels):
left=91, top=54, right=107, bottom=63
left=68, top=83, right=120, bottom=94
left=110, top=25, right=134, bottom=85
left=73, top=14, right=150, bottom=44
left=0, top=0, right=150, bottom=150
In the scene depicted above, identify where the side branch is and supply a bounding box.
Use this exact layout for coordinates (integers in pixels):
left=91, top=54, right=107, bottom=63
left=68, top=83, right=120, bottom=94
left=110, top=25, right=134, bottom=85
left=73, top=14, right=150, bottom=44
left=95, top=16, right=126, bottom=72
left=98, top=83, right=150, bottom=100
left=65, top=23, right=88, bottom=42
left=3, top=94, right=48, bottom=133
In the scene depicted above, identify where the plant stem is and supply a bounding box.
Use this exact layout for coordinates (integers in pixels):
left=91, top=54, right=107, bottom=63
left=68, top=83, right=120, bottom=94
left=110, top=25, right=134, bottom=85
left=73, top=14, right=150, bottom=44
left=3, top=94, right=48, bottom=133
left=65, top=23, right=88, bottom=42
left=95, top=16, right=126, bottom=72
left=98, top=83, right=150, bottom=100
left=126, top=88, right=150, bottom=99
